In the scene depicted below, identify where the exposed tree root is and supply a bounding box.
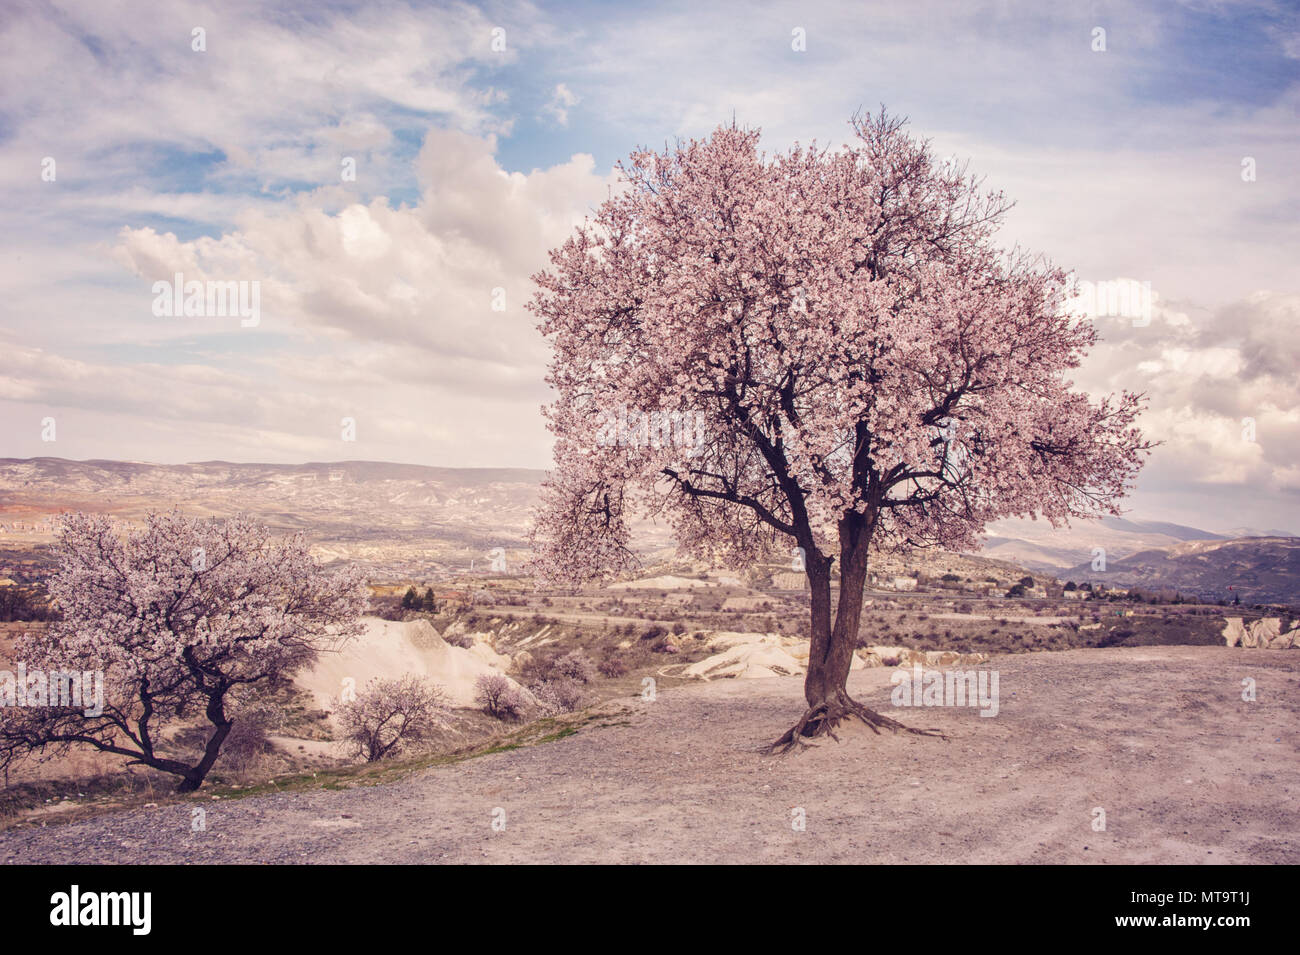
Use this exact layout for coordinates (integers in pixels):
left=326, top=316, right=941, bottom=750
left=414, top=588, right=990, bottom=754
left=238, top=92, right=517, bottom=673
left=768, top=693, right=948, bottom=753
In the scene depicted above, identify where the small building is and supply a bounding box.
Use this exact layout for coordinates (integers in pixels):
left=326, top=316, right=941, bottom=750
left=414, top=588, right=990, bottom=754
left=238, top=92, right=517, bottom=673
left=439, top=589, right=471, bottom=608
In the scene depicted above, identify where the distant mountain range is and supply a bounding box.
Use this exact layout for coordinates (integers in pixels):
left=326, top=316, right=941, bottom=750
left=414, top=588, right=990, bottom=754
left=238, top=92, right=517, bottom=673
left=978, top=516, right=1295, bottom=571
left=0, top=457, right=547, bottom=578
left=977, top=515, right=1298, bottom=603
left=1060, top=536, right=1300, bottom=605
left=0, top=458, right=1295, bottom=601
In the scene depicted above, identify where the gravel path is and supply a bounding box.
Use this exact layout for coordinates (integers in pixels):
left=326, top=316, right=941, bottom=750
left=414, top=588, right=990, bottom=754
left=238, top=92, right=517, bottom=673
left=3, top=645, right=1296, bottom=864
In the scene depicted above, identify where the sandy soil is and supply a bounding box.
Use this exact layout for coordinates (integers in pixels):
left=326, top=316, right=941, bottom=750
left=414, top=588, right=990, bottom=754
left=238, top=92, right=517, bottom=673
left=2, top=645, right=1296, bottom=864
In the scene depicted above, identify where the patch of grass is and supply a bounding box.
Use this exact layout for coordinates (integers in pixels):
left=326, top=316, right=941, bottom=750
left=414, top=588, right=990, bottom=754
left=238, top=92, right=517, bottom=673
left=1, top=702, right=635, bottom=830
left=537, top=727, right=578, bottom=743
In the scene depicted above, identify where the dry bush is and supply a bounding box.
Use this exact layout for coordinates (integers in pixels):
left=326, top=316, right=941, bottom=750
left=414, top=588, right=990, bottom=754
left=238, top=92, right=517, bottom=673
left=338, top=676, right=449, bottom=762
left=474, top=673, right=527, bottom=721
left=597, top=656, right=628, bottom=678
left=551, top=648, right=595, bottom=684
left=531, top=678, right=584, bottom=715
left=219, top=702, right=279, bottom=773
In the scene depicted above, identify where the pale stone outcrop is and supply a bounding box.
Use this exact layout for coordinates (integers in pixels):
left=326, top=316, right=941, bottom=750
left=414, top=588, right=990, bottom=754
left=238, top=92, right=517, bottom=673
left=1223, top=616, right=1298, bottom=649
left=296, top=616, right=530, bottom=709
left=684, top=634, right=804, bottom=679
left=1222, top=617, right=1247, bottom=647
left=1264, top=622, right=1298, bottom=649
left=855, top=650, right=885, bottom=668
left=862, top=645, right=990, bottom=668
left=467, top=636, right=513, bottom=670
left=684, top=632, right=865, bottom=680
left=681, top=633, right=988, bottom=681
left=1249, top=618, right=1280, bottom=649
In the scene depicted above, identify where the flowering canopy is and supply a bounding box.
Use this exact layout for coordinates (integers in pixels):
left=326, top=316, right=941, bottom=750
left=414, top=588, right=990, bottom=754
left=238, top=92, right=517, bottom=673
left=529, top=112, right=1149, bottom=585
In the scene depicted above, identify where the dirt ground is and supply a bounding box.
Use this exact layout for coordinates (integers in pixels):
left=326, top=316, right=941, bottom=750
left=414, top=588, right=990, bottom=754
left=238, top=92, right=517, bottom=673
left=2, top=645, right=1296, bottom=864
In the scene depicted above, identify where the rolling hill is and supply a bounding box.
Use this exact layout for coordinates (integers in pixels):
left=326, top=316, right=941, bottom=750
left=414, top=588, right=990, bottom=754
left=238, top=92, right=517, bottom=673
left=1060, top=536, right=1300, bottom=604
left=976, top=516, right=1232, bottom=571
left=0, top=457, right=546, bottom=578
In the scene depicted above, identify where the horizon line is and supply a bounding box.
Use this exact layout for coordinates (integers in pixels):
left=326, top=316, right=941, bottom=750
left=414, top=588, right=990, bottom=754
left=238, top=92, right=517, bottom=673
left=0, top=455, right=550, bottom=473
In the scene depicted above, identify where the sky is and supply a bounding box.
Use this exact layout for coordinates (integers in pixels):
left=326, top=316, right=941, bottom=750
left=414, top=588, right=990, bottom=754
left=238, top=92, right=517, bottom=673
left=0, top=0, right=1297, bottom=534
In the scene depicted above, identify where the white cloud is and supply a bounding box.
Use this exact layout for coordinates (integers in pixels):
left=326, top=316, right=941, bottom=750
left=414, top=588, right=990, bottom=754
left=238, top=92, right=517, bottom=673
left=2, top=128, right=615, bottom=467
left=542, top=83, right=580, bottom=126
left=1073, top=288, right=1300, bottom=512
left=110, top=129, right=614, bottom=363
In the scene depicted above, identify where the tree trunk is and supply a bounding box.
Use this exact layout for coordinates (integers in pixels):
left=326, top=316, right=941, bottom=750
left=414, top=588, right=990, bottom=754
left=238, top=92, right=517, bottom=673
left=771, top=525, right=943, bottom=751
left=803, top=548, right=835, bottom=703
left=176, top=694, right=234, bottom=792
left=807, top=539, right=870, bottom=705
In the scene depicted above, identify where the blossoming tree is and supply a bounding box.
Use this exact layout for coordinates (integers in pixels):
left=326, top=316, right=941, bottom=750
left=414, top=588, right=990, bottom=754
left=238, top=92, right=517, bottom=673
left=0, top=511, right=368, bottom=790
left=529, top=111, right=1151, bottom=749
left=337, top=675, right=449, bottom=762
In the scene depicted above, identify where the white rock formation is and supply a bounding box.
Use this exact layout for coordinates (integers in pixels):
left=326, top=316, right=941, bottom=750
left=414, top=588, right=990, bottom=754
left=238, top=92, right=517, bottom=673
left=680, top=632, right=988, bottom=680
left=296, top=616, right=529, bottom=709
left=860, top=646, right=991, bottom=668
left=1222, top=617, right=1247, bottom=647
left=1222, top=616, right=1297, bottom=649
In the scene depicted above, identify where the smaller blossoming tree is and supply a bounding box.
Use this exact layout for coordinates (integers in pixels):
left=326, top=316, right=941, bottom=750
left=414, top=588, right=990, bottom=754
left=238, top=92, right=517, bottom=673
left=337, top=675, right=449, bottom=762
left=0, top=511, right=368, bottom=791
